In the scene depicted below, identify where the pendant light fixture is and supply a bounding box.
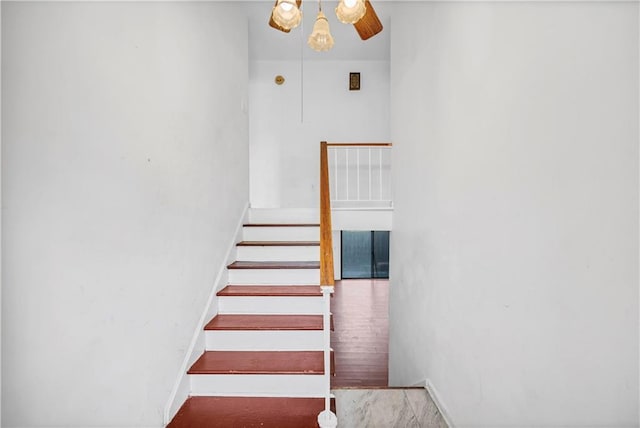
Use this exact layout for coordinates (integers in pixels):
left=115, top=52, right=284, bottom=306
left=335, top=0, right=366, bottom=24
left=271, top=0, right=302, bottom=30
left=307, top=1, right=334, bottom=52
left=268, top=0, right=384, bottom=47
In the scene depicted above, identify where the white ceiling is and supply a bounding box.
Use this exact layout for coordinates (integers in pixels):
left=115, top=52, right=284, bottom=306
left=244, top=1, right=391, bottom=61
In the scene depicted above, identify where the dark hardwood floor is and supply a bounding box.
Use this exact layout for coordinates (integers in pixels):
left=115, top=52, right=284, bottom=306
left=331, top=279, right=389, bottom=387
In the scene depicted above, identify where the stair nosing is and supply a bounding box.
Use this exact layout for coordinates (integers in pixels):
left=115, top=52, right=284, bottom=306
left=205, top=314, right=331, bottom=331
left=187, top=350, right=335, bottom=376
left=167, top=397, right=336, bottom=428
left=217, top=285, right=323, bottom=297
left=227, top=261, right=320, bottom=270
left=237, top=241, right=320, bottom=247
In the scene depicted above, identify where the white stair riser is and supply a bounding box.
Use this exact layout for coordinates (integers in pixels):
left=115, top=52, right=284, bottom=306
left=189, top=374, right=325, bottom=397
left=236, top=245, right=319, bottom=262
left=205, top=330, right=324, bottom=351
left=218, top=296, right=323, bottom=314
left=243, top=227, right=319, bottom=242
left=248, top=208, right=319, bottom=224
left=228, top=269, right=319, bottom=285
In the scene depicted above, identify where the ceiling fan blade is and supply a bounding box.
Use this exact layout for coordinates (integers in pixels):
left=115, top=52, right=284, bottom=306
left=268, top=0, right=303, bottom=33
left=354, top=0, right=383, bottom=40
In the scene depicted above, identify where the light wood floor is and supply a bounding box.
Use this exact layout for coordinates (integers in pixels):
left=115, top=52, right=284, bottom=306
left=331, top=279, right=389, bottom=387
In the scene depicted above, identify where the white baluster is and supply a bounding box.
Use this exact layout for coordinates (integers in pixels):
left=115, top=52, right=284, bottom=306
left=379, top=148, right=383, bottom=201
left=345, top=148, right=349, bottom=201
left=332, top=147, right=339, bottom=200
left=369, top=147, right=372, bottom=202
left=356, top=147, right=360, bottom=201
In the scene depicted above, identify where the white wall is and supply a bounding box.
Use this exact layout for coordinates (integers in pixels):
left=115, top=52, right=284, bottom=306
left=389, top=2, right=638, bottom=427
left=2, top=2, right=249, bottom=427
left=249, top=60, right=390, bottom=207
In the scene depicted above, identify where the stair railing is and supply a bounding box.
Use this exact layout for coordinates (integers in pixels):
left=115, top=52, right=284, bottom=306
left=318, top=141, right=337, bottom=428
left=327, top=142, right=393, bottom=208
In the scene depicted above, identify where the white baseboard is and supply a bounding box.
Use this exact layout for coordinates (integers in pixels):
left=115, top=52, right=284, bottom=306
left=425, top=379, right=455, bottom=428
left=3, top=426, right=161, bottom=428
left=163, top=202, right=249, bottom=425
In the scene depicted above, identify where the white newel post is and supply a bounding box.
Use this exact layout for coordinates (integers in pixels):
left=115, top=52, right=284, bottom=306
left=318, top=285, right=338, bottom=428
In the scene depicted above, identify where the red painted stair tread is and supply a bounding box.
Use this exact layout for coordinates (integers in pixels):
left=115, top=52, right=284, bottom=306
left=217, top=285, right=323, bottom=297
left=205, top=314, right=322, bottom=330
left=188, top=351, right=335, bottom=375
left=227, top=261, right=320, bottom=269
left=167, top=396, right=335, bottom=428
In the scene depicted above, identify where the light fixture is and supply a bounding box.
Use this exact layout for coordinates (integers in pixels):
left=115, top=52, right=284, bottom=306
left=271, top=0, right=302, bottom=30
left=335, top=0, right=366, bottom=24
left=308, top=9, right=334, bottom=52
left=268, top=0, right=383, bottom=49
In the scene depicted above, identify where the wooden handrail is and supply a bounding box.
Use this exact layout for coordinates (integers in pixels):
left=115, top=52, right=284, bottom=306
left=326, top=142, right=392, bottom=147
left=319, top=141, right=335, bottom=287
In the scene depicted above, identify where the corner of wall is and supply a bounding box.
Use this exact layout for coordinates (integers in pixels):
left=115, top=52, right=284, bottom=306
left=425, top=379, right=455, bottom=428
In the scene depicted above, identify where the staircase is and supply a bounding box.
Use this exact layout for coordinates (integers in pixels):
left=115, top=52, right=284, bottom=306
left=167, top=217, right=335, bottom=427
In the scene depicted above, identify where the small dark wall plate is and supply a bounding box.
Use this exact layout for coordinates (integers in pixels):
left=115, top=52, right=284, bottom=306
left=349, top=72, right=360, bottom=91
